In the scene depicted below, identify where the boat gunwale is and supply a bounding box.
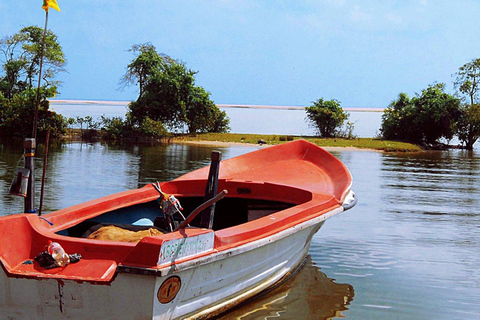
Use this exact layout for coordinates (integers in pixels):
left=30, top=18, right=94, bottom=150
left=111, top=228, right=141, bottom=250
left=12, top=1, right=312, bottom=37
left=119, top=202, right=344, bottom=277
left=0, top=184, right=344, bottom=282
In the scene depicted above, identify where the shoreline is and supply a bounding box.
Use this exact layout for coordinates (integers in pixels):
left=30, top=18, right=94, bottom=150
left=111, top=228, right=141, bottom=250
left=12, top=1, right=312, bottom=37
left=172, top=139, right=380, bottom=152
left=169, top=134, right=422, bottom=152
left=49, top=99, right=385, bottom=112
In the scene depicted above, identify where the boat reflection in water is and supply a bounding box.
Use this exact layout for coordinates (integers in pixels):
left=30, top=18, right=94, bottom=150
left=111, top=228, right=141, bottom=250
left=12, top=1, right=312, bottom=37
left=218, top=256, right=354, bottom=319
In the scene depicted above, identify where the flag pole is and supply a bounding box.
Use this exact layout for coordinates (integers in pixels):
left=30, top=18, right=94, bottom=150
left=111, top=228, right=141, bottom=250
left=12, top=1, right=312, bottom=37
left=32, top=9, right=49, bottom=140
left=25, top=7, right=49, bottom=213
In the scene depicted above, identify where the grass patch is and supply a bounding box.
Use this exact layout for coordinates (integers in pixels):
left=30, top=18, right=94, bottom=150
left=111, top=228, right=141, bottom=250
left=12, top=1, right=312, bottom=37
left=173, top=133, right=422, bottom=152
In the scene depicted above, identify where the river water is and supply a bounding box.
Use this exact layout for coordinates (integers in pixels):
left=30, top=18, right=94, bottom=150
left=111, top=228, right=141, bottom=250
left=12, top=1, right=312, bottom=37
left=1, top=137, right=479, bottom=319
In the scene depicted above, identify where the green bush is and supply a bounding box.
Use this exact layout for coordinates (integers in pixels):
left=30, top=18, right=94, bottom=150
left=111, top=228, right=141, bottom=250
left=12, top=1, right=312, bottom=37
left=140, top=117, right=168, bottom=138
left=305, top=98, right=349, bottom=138
left=381, top=84, right=460, bottom=145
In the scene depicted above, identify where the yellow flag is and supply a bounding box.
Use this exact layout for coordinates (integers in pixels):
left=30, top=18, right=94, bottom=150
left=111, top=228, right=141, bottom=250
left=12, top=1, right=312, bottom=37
left=42, top=0, right=61, bottom=12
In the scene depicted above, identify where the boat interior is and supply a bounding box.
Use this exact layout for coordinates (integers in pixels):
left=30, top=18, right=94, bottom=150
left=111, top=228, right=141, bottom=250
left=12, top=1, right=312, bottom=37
left=46, top=141, right=350, bottom=243
left=57, top=179, right=310, bottom=240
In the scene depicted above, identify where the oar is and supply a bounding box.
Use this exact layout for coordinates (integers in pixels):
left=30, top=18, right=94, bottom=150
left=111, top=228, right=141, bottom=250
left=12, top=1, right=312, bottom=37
left=174, top=190, right=228, bottom=231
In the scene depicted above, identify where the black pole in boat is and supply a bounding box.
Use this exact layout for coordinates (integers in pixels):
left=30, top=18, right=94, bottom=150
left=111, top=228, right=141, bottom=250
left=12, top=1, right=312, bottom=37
left=175, top=190, right=228, bottom=231
left=199, top=151, right=222, bottom=229
left=24, top=138, right=36, bottom=213
left=38, top=131, right=50, bottom=215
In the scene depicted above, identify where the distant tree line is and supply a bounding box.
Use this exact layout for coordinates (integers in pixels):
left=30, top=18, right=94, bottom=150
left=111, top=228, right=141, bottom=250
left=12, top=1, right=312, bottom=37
left=306, top=58, right=480, bottom=150
left=381, top=58, right=480, bottom=150
left=3, top=26, right=479, bottom=149
left=0, top=27, right=229, bottom=142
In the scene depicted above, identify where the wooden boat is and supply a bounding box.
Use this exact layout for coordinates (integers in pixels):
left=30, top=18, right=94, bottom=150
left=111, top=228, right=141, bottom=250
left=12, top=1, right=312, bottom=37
left=0, top=139, right=356, bottom=319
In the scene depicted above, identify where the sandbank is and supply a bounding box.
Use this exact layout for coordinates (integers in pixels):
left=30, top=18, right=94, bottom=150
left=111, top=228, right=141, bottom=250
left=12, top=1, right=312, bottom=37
left=49, top=99, right=384, bottom=112
left=172, top=139, right=381, bottom=152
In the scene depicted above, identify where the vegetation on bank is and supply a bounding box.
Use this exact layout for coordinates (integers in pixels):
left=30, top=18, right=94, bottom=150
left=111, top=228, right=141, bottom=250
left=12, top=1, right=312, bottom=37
left=1, top=26, right=479, bottom=151
left=380, top=58, right=480, bottom=150
left=171, top=133, right=422, bottom=152
left=0, top=28, right=229, bottom=141
left=305, top=98, right=350, bottom=138
left=0, top=26, right=67, bottom=139
left=120, top=43, right=230, bottom=134
left=381, top=84, right=459, bottom=145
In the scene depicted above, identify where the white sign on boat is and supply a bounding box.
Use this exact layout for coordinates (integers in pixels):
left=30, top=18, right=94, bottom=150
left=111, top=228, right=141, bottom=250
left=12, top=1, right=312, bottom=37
left=157, top=232, right=215, bottom=265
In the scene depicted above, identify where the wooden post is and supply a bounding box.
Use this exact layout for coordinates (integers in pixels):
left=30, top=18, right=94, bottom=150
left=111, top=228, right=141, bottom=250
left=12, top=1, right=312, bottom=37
left=199, top=151, right=222, bottom=229
left=24, top=138, right=36, bottom=213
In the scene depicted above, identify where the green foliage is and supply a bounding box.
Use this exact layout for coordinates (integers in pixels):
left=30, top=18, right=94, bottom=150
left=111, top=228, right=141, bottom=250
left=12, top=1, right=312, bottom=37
left=0, top=26, right=65, bottom=98
left=0, top=26, right=67, bottom=139
left=139, top=117, right=168, bottom=137
left=185, top=86, right=230, bottom=133
left=128, top=59, right=195, bottom=130
left=122, top=43, right=229, bottom=134
left=185, top=86, right=215, bottom=133
left=456, top=104, right=480, bottom=150
left=206, top=107, right=230, bottom=133
left=305, top=98, right=349, bottom=138
left=381, top=84, right=461, bottom=145
left=0, top=88, right=67, bottom=138
left=120, top=43, right=165, bottom=98
left=454, top=58, right=480, bottom=150
left=73, top=115, right=101, bottom=141
left=99, top=116, right=130, bottom=140
left=279, top=136, right=294, bottom=142
left=340, top=121, right=357, bottom=139
left=454, top=58, right=480, bottom=106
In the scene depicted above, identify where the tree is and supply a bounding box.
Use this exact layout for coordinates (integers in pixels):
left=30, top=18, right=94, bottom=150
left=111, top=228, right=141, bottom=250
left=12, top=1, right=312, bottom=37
left=380, top=93, right=417, bottom=142
left=122, top=43, right=229, bottom=134
left=208, top=108, right=230, bottom=133
left=454, top=58, right=480, bottom=150
left=305, top=98, right=348, bottom=138
left=0, top=26, right=67, bottom=138
left=186, top=86, right=230, bottom=133
left=457, top=103, right=480, bottom=150
left=0, top=26, right=65, bottom=98
left=381, top=84, right=461, bottom=145
left=120, top=43, right=165, bottom=99
left=454, top=58, right=480, bottom=106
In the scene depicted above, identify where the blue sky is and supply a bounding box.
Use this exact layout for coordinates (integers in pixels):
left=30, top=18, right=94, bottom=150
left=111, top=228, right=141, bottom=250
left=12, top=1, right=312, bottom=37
left=1, top=0, right=479, bottom=107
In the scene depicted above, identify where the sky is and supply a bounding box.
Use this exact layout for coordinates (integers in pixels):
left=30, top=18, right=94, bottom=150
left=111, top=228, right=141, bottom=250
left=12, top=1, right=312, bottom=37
left=1, top=0, right=480, bottom=108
